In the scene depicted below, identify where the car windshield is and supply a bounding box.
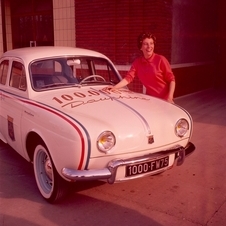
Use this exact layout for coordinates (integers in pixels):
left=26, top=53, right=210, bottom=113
left=30, top=56, right=121, bottom=91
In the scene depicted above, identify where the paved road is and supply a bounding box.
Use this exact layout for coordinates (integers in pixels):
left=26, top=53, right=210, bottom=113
left=0, top=88, right=226, bottom=226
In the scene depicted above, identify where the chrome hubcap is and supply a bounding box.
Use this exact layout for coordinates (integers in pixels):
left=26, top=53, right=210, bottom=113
left=44, top=157, right=53, bottom=181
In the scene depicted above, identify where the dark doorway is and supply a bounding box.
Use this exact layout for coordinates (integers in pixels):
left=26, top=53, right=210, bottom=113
left=10, top=0, right=54, bottom=48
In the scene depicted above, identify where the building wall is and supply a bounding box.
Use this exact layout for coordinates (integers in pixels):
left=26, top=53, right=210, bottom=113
left=0, top=0, right=225, bottom=95
left=75, top=0, right=221, bottom=96
left=4, top=0, right=12, bottom=50
left=75, top=0, right=173, bottom=94
left=75, top=0, right=173, bottom=64
left=0, top=0, right=76, bottom=54
left=0, top=0, right=12, bottom=53
left=53, top=0, right=75, bottom=47
left=171, top=0, right=218, bottom=64
left=216, top=0, right=226, bottom=88
left=170, top=0, right=219, bottom=96
left=172, top=63, right=215, bottom=97
left=0, top=1, right=3, bottom=54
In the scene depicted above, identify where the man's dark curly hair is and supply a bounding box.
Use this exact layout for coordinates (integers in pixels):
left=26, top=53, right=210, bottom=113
left=137, top=32, right=156, bottom=49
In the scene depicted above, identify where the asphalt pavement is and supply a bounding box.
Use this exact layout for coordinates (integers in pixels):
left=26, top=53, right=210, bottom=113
left=0, top=88, right=226, bottom=226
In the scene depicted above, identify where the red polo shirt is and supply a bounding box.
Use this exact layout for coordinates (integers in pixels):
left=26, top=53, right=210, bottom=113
left=125, top=53, right=175, bottom=100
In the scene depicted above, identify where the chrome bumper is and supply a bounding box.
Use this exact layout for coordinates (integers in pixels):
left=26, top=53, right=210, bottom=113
left=62, top=142, right=195, bottom=184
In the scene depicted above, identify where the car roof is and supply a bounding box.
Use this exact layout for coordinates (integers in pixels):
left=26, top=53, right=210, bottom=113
left=2, top=46, right=108, bottom=62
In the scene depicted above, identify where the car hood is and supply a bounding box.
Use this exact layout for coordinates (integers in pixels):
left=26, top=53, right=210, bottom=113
left=33, top=86, right=192, bottom=156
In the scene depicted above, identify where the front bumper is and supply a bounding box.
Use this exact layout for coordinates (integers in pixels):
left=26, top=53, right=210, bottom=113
left=62, top=142, right=195, bottom=184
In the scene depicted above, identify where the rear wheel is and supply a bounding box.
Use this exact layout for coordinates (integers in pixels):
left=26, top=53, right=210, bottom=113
left=33, top=143, right=69, bottom=203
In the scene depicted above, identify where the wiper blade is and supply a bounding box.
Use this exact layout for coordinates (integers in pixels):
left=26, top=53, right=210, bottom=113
left=80, top=81, right=114, bottom=86
left=41, top=83, right=81, bottom=88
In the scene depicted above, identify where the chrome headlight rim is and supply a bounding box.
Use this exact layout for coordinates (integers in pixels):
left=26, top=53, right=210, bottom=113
left=97, top=131, right=116, bottom=153
left=175, top=118, right=189, bottom=138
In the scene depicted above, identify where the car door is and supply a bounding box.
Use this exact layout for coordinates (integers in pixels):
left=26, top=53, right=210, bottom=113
left=0, top=59, right=10, bottom=143
left=0, top=59, right=28, bottom=156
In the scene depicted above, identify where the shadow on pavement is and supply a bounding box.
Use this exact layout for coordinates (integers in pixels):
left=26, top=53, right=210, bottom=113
left=0, top=141, right=163, bottom=226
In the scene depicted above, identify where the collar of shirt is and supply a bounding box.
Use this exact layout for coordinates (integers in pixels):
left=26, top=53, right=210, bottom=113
left=141, top=53, right=155, bottom=63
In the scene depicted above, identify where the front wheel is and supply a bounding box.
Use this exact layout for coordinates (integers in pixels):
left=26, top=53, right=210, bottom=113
left=33, top=143, right=69, bottom=203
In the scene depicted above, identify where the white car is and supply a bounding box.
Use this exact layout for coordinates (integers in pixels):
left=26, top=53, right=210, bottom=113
left=0, top=46, right=195, bottom=203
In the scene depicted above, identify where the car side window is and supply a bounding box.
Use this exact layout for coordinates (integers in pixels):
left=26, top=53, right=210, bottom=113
left=9, top=61, right=27, bottom=91
left=0, top=60, right=9, bottom=85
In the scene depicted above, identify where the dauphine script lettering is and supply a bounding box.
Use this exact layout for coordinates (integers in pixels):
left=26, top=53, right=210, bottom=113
left=65, top=96, right=113, bottom=108
left=52, top=89, right=150, bottom=108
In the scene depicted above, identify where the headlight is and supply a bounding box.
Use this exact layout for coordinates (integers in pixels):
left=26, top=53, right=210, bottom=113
left=97, top=131, right=116, bottom=153
left=175, top=118, right=189, bottom=137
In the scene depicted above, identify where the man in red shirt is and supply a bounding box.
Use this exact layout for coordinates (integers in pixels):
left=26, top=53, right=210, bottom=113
left=110, top=32, right=175, bottom=103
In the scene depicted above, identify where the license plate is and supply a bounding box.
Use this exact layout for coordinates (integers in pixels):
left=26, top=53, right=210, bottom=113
left=125, top=156, right=169, bottom=177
